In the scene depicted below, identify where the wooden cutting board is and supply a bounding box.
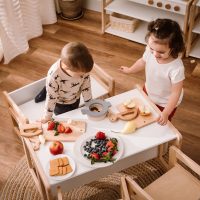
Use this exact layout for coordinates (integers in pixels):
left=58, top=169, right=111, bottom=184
left=42, top=120, right=86, bottom=141
left=117, top=98, right=157, bottom=129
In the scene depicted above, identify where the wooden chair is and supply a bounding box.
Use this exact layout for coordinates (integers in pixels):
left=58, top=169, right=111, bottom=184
left=120, top=145, right=200, bottom=200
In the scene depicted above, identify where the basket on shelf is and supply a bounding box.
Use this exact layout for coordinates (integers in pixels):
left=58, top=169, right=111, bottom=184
left=110, top=13, right=140, bottom=33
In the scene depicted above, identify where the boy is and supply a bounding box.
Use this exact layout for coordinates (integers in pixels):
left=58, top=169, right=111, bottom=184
left=41, top=42, right=94, bottom=123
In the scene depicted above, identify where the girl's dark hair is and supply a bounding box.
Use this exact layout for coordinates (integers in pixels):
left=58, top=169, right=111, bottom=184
left=145, top=18, right=185, bottom=58
left=61, top=42, right=94, bottom=73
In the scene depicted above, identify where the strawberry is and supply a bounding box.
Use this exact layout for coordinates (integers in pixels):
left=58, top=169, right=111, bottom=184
left=65, top=127, right=72, bottom=134
left=91, top=153, right=100, bottom=160
left=47, top=121, right=55, bottom=130
left=102, top=152, right=109, bottom=156
left=106, top=140, right=114, bottom=148
left=95, top=131, right=106, bottom=140
left=57, top=124, right=65, bottom=133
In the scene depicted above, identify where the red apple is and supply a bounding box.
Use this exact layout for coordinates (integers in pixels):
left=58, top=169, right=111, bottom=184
left=49, top=141, right=64, bottom=155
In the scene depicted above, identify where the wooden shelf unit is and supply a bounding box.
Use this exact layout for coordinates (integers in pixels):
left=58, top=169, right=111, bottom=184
left=186, top=0, right=200, bottom=58
left=101, top=0, right=193, bottom=45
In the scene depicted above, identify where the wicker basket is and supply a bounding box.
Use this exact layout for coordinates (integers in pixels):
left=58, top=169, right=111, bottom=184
left=110, top=13, right=140, bottom=33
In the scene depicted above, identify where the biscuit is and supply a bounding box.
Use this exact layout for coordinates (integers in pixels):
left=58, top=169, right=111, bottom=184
left=49, top=167, right=59, bottom=176
left=58, top=166, right=63, bottom=175
left=62, top=166, right=67, bottom=175
left=62, top=157, right=69, bottom=166
left=58, top=158, right=63, bottom=166
left=50, top=159, right=59, bottom=169
left=66, top=165, right=73, bottom=173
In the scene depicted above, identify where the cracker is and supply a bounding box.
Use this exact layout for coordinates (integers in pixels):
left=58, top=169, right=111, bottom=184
left=58, top=166, right=63, bottom=175
left=50, top=159, right=59, bottom=169
left=49, top=167, right=59, bottom=176
left=58, top=158, right=63, bottom=166
left=62, top=157, right=69, bottom=166
left=66, top=164, right=73, bottom=173
left=62, top=166, right=67, bottom=175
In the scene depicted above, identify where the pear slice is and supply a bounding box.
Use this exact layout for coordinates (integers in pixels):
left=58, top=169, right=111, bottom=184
left=121, top=120, right=137, bottom=134
left=123, top=99, right=136, bottom=108
left=139, top=105, right=151, bottom=116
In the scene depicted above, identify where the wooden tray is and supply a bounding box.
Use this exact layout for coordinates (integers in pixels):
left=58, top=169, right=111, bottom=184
left=117, top=98, right=157, bottom=129
left=42, top=120, right=86, bottom=141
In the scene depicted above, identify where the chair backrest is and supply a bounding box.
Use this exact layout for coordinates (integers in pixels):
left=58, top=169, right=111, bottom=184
left=3, top=91, right=28, bottom=137
left=120, top=146, right=200, bottom=200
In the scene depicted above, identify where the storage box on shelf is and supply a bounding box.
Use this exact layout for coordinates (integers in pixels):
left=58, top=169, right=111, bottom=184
left=110, top=13, right=140, bottom=33
left=101, top=0, right=193, bottom=45
left=186, top=0, right=200, bottom=58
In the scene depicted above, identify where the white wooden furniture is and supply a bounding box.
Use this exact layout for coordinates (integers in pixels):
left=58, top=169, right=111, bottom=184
left=101, top=0, right=193, bottom=45
left=21, top=87, right=182, bottom=200
left=3, top=63, right=115, bottom=125
left=186, top=0, right=200, bottom=58
left=121, top=145, right=200, bottom=200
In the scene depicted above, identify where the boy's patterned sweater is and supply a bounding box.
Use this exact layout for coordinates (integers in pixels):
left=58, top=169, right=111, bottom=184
left=44, top=59, right=92, bottom=119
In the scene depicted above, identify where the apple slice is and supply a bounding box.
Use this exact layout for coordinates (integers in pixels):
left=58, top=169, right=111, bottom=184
left=121, top=120, right=136, bottom=134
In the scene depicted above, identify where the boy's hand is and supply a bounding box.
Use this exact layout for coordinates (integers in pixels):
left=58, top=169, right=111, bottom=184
left=39, top=118, right=51, bottom=124
left=119, top=66, right=131, bottom=74
left=157, top=111, right=169, bottom=126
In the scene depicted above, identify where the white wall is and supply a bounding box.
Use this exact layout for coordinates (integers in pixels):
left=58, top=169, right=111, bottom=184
left=83, top=0, right=101, bottom=12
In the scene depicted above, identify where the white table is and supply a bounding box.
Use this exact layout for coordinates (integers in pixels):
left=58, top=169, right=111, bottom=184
left=26, top=88, right=181, bottom=200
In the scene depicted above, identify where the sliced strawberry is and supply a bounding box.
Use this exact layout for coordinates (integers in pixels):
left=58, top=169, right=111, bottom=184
left=65, top=127, right=72, bottom=134
left=102, top=152, right=109, bottom=156
left=106, top=140, right=114, bottom=148
left=47, top=121, right=55, bottom=130
left=95, top=131, right=106, bottom=140
left=57, top=124, right=65, bottom=133
left=91, top=153, right=100, bottom=160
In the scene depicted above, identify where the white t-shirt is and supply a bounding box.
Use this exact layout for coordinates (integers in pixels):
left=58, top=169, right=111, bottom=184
left=143, top=47, right=185, bottom=107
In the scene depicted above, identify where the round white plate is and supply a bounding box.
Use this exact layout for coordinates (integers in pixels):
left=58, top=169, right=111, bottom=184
left=46, top=154, right=76, bottom=181
left=73, top=131, right=124, bottom=168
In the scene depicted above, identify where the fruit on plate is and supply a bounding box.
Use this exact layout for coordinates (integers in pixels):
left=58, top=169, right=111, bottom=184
left=121, top=120, right=136, bottom=134
left=49, top=141, right=64, bottom=155
left=57, top=124, right=65, bottom=133
left=123, top=99, right=136, bottom=109
left=139, top=105, right=151, bottom=116
left=95, top=131, right=106, bottom=140
left=83, top=132, right=118, bottom=164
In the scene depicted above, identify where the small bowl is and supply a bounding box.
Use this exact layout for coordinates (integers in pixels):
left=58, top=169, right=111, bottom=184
left=81, top=99, right=111, bottom=120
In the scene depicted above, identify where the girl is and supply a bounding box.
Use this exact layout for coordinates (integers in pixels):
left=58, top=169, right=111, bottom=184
left=120, top=19, right=185, bottom=125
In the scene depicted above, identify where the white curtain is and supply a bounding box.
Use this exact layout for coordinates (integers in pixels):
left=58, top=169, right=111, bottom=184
left=0, top=0, right=57, bottom=64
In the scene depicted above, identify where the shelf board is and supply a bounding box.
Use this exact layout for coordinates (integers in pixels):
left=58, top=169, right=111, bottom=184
left=105, top=21, right=147, bottom=44
left=105, top=0, right=185, bottom=29
left=189, top=37, right=200, bottom=58
left=192, top=15, right=200, bottom=34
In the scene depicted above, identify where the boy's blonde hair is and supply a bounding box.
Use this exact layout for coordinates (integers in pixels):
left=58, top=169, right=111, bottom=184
left=61, top=42, right=94, bottom=73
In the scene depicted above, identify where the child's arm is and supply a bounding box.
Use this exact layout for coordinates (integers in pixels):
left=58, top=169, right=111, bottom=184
left=41, top=78, right=59, bottom=123
left=119, top=58, right=146, bottom=74
left=157, top=81, right=183, bottom=125
left=81, top=74, right=92, bottom=102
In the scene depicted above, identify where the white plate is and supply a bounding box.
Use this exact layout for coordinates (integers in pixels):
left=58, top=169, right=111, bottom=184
left=73, top=131, right=124, bottom=168
left=46, top=154, right=76, bottom=181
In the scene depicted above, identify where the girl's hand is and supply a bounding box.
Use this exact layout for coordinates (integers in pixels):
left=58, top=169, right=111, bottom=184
left=157, top=111, right=169, bottom=126
left=119, top=66, right=131, bottom=74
